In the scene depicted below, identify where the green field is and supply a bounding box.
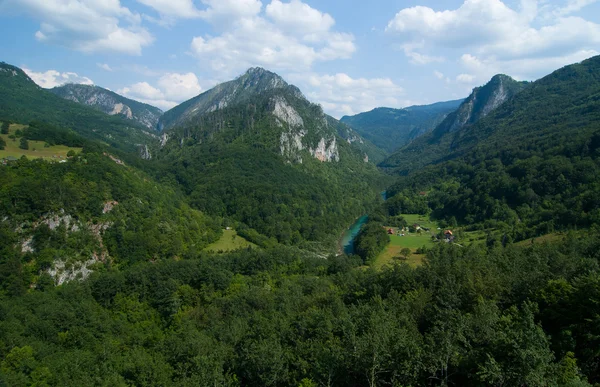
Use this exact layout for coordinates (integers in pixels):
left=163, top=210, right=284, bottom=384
left=1, top=123, right=82, bottom=161
left=204, top=229, right=256, bottom=252
left=373, top=214, right=440, bottom=269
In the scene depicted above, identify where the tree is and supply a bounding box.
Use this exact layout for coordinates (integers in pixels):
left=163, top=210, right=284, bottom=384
left=399, top=248, right=411, bottom=261
left=67, top=150, right=76, bottom=157
left=19, top=137, right=29, bottom=150
left=0, top=136, right=5, bottom=150
left=1, top=121, right=9, bottom=134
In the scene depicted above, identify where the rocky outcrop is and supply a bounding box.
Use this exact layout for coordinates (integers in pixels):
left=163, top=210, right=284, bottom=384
left=14, top=209, right=114, bottom=285
left=158, top=67, right=290, bottom=131
left=139, top=144, right=152, bottom=160
left=434, top=74, right=528, bottom=136
left=50, top=84, right=163, bottom=130
left=310, top=137, right=339, bottom=162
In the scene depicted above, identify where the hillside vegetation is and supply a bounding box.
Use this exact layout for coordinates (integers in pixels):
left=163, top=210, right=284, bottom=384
left=341, top=99, right=463, bottom=152
left=0, top=63, right=156, bottom=153
left=387, top=55, right=600, bottom=242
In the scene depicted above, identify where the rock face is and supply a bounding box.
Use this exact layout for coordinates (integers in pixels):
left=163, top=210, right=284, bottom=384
left=50, top=84, right=163, bottom=130
left=159, top=67, right=291, bottom=131
left=14, top=210, right=112, bottom=285
left=380, top=74, right=530, bottom=174
left=158, top=67, right=369, bottom=164
left=431, top=74, right=528, bottom=137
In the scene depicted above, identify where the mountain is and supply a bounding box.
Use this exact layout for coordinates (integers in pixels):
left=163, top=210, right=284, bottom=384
left=159, top=67, right=291, bottom=131
left=340, top=99, right=463, bottom=152
left=159, top=67, right=386, bottom=163
left=153, top=67, right=388, bottom=246
left=0, top=62, right=157, bottom=154
left=50, top=84, right=162, bottom=130
left=429, top=74, right=529, bottom=137
left=381, top=74, right=529, bottom=174
left=386, top=55, right=600, bottom=238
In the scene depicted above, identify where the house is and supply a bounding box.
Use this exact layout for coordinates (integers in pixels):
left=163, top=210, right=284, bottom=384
left=412, top=224, right=422, bottom=231
left=387, top=228, right=394, bottom=235
left=444, top=230, right=453, bottom=236
left=419, top=191, right=427, bottom=196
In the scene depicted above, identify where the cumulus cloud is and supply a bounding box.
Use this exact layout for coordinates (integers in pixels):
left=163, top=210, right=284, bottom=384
left=266, top=0, right=334, bottom=36
left=1, top=0, right=153, bottom=55
left=386, top=0, right=600, bottom=83
left=24, top=68, right=94, bottom=88
left=289, top=73, right=406, bottom=118
left=118, top=72, right=202, bottom=111
left=157, top=73, right=203, bottom=101
left=190, top=0, right=355, bottom=77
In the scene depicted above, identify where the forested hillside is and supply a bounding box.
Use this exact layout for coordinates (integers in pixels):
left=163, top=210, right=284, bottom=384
left=2, top=54, right=600, bottom=387
left=0, top=63, right=157, bottom=153
left=154, top=82, right=387, bottom=247
left=1, top=233, right=599, bottom=385
left=387, top=55, right=600, bottom=241
left=340, top=99, right=463, bottom=152
left=382, top=74, right=528, bottom=173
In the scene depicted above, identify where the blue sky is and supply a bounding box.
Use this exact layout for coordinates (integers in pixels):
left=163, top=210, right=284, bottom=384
left=1, top=0, right=599, bottom=118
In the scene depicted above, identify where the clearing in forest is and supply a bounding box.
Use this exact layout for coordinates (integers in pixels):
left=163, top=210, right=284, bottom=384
left=205, top=229, right=256, bottom=252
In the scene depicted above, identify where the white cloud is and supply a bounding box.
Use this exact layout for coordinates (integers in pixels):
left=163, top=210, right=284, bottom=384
left=24, top=68, right=94, bottom=88
left=190, top=0, right=355, bottom=77
left=97, top=63, right=113, bottom=72
left=434, top=70, right=445, bottom=79
left=136, top=0, right=202, bottom=18
left=386, top=0, right=600, bottom=83
left=198, top=0, right=263, bottom=23
left=157, top=73, right=202, bottom=101
left=118, top=72, right=202, bottom=111
left=289, top=72, right=406, bottom=118
left=553, top=0, right=599, bottom=17
left=266, top=0, right=334, bottom=36
left=1, top=0, right=153, bottom=55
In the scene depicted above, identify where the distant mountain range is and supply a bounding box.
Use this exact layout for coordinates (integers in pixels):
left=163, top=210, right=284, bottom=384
left=340, top=99, right=464, bottom=152
left=50, top=84, right=163, bottom=130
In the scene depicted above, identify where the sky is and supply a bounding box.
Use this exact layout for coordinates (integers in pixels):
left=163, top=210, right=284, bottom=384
left=0, top=0, right=599, bottom=118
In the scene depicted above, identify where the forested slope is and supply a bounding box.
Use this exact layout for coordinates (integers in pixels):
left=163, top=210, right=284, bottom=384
left=1, top=234, right=599, bottom=385
left=0, top=63, right=156, bottom=153
left=387, top=55, right=600, bottom=240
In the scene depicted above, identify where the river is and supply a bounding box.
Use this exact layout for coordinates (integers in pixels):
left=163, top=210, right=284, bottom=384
left=339, top=215, right=369, bottom=255
left=339, top=191, right=388, bottom=255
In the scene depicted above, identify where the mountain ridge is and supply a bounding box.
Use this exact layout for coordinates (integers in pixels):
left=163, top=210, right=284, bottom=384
left=381, top=73, right=529, bottom=173
left=50, top=84, right=163, bottom=131
left=0, top=62, right=158, bottom=154
left=340, top=99, right=464, bottom=152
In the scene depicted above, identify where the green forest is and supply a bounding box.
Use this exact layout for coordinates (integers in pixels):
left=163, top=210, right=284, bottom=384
left=2, top=53, right=600, bottom=386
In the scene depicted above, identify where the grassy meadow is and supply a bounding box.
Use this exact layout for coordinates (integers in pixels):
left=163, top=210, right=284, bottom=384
left=205, top=229, right=256, bottom=252
left=1, top=123, right=82, bottom=160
